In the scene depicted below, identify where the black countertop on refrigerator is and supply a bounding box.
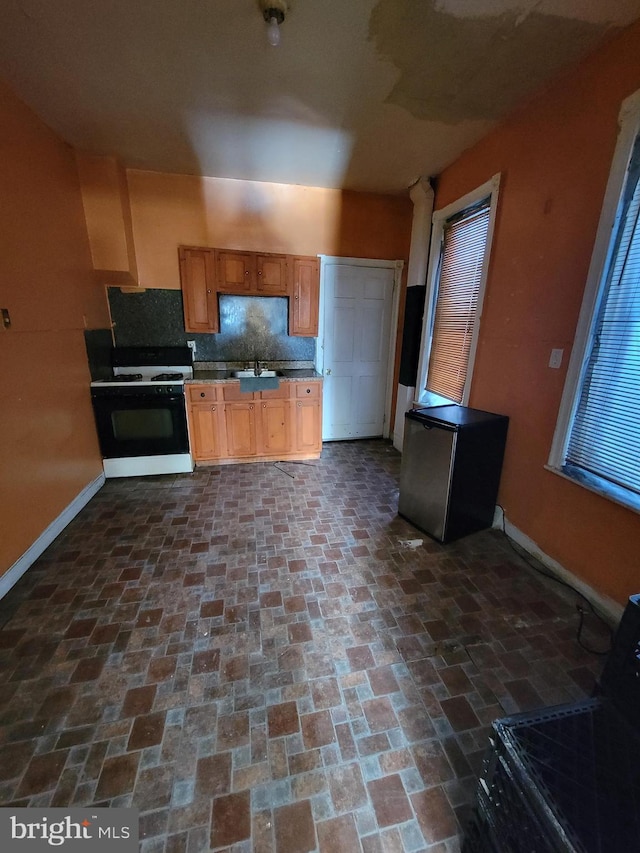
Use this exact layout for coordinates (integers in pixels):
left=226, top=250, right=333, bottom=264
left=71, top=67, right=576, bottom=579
left=406, top=404, right=509, bottom=430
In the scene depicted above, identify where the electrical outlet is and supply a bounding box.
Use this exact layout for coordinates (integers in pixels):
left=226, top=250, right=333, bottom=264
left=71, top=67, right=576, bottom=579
left=549, top=348, right=563, bottom=369
left=187, top=340, right=196, bottom=357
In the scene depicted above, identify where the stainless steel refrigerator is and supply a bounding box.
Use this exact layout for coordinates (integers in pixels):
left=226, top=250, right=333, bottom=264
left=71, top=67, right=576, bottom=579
left=398, top=405, right=508, bottom=543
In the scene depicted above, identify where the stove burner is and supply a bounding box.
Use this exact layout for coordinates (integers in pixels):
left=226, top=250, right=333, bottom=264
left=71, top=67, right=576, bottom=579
left=152, top=373, right=184, bottom=381
left=112, top=373, right=143, bottom=382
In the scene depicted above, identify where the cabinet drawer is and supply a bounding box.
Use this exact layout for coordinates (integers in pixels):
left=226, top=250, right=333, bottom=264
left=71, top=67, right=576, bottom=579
left=187, top=385, right=218, bottom=402
left=222, top=383, right=256, bottom=401
left=260, top=384, right=291, bottom=400
left=295, top=382, right=321, bottom=399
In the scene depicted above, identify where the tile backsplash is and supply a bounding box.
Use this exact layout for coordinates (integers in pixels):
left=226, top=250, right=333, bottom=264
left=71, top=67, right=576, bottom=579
left=108, top=287, right=315, bottom=362
left=84, top=328, right=114, bottom=380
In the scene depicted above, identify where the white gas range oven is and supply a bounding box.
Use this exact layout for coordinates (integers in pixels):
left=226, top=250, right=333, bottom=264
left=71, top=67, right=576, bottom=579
left=90, top=346, right=194, bottom=478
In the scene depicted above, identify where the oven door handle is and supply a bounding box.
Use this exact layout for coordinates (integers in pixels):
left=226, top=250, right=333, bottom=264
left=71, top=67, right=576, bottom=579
left=130, top=395, right=185, bottom=404
left=92, top=394, right=185, bottom=403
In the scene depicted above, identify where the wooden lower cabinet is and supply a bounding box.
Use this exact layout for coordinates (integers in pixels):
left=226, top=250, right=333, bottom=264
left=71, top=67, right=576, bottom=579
left=294, top=398, right=321, bottom=453
left=259, top=399, right=291, bottom=455
left=190, top=402, right=225, bottom=460
left=293, top=382, right=322, bottom=453
left=187, top=381, right=321, bottom=464
left=223, top=401, right=257, bottom=457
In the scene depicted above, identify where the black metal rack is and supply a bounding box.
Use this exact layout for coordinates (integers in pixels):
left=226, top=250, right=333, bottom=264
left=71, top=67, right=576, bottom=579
left=464, top=594, right=640, bottom=853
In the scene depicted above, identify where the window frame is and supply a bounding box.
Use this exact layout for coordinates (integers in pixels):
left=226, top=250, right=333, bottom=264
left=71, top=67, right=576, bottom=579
left=548, top=88, right=640, bottom=514
left=416, top=174, right=501, bottom=406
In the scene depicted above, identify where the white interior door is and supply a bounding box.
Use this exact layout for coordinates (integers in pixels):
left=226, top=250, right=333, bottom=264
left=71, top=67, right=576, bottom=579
left=322, top=264, right=395, bottom=440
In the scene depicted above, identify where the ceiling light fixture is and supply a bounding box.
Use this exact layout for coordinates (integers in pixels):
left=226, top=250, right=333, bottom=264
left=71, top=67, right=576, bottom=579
left=260, top=0, right=287, bottom=47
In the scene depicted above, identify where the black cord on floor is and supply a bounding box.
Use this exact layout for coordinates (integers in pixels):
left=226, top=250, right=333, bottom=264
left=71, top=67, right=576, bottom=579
left=497, top=504, right=613, bottom=657
left=272, top=460, right=319, bottom=478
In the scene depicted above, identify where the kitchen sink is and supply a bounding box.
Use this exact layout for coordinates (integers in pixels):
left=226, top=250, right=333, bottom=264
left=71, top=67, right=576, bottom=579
left=232, top=369, right=280, bottom=378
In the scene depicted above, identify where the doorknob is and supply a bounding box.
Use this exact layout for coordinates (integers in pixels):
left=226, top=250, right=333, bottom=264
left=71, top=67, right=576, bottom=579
left=325, top=368, right=331, bottom=375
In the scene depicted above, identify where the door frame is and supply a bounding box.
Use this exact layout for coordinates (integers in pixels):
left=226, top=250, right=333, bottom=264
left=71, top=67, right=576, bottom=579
left=317, top=255, right=404, bottom=440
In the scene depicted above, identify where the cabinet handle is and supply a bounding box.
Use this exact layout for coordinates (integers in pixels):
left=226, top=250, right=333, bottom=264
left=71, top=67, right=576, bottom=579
left=262, top=403, right=266, bottom=408
left=257, top=270, right=262, bottom=276
left=207, top=289, right=212, bottom=294
left=249, top=404, right=254, bottom=410
left=295, top=295, right=299, bottom=299
left=244, top=270, right=250, bottom=276
left=200, top=392, right=206, bottom=397
left=306, top=388, right=311, bottom=394
left=297, top=402, right=301, bottom=407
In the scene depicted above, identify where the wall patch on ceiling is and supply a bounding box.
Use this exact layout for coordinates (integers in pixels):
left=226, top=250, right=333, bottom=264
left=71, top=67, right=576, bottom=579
left=368, top=0, right=613, bottom=124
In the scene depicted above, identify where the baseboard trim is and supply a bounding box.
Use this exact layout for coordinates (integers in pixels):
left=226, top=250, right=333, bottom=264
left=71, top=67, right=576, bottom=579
left=494, top=509, right=624, bottom=625
left=0, top=473, right=105, bottom=601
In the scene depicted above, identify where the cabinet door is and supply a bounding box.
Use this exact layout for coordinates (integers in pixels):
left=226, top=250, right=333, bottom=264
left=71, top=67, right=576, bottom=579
left=289, top=256, right=319, bottom=336
left=216, top=250, right=255, bottom=293
left=257, top=255, right=288, bottom=295
left=224, top=402, right=257, bottom=457
left=180, top=247, right=218, bottom=333
left=259, top=399, right=291, bottom=455
left=294, top=399, right=321, bottom=453
left=189, top=402, right=225, bottom=460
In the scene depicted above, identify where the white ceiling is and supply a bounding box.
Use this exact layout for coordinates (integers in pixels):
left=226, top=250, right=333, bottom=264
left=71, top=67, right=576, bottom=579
left=1, top=0, right=640, bottom=194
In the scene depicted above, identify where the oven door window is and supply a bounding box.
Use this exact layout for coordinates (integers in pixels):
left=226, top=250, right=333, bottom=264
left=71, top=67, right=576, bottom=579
left=111, top=408, right=174, bottom=441
left=92, top=395, right=189, bottom=458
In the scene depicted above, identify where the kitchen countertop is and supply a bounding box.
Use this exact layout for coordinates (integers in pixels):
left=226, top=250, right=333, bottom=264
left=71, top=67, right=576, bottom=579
left=189, top=362, right=322, bottom=383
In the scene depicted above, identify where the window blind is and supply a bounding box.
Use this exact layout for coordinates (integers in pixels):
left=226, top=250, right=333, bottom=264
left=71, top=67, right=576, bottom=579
left=566, top=136, right=640, bottom=496
left=426, top=199, right=491, bottom=402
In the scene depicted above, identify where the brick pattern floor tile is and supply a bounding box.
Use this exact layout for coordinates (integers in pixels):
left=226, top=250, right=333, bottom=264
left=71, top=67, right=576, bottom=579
left=0, top=439, right=607, bottom=851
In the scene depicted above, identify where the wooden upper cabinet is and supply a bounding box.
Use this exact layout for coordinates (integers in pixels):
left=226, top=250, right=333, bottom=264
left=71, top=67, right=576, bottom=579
left=256, top=255, right=288, bottom=295
left=180, top=246, right=318, bottom=337
left=216, top=250, right=288, bottom=295
left=289, top=256, right=319, bottom=337
left=216, top=250, right=254, bottom=293
left=179, top=247, right=218, bottom=333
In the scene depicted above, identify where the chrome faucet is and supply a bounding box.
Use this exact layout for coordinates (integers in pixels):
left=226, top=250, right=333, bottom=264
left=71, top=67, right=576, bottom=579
left=254, top=359, right=262, bottom=377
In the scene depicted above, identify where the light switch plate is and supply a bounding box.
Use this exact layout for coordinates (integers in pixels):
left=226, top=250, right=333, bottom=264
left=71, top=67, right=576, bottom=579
left=549, top=348, right=563, bottom=369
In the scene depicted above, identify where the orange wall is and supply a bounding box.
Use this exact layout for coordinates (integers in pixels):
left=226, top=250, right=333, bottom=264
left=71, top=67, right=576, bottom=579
left=125, top=171, right=412, bottom=290
left=124, top=170, right=411, bottom=425
left=434, top=21, right=640, bottom=606
left=0, top=81, right=110, bottom=577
